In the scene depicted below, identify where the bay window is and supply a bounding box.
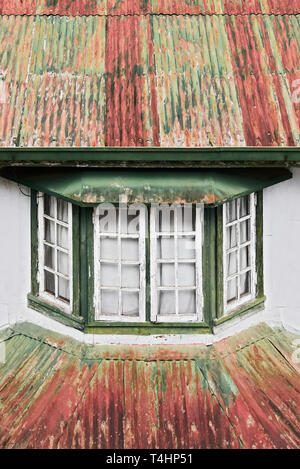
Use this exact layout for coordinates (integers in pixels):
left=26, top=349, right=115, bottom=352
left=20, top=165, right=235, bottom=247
left=29, top=191, right=264, bottom=332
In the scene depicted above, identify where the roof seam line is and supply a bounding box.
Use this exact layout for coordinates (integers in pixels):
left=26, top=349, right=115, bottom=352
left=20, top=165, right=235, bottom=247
left=0, top=13, right=299, bottom=18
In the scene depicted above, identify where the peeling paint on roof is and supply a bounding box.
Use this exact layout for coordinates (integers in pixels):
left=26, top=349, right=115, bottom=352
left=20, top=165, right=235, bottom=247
left=0, top=6, right=299, bottom=148
left=0, top=322, right=299, bottom=449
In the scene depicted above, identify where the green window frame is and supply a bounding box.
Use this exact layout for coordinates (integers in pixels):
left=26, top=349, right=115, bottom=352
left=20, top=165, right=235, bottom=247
left=28, top=191, right=264, bottom=334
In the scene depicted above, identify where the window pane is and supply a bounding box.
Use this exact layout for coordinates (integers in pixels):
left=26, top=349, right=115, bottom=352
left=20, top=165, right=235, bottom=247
left=44, top=195, right=55, bottom=218
left=182, top=205, right=195, bottom=232
left=156, top=206, right=175, bottom=232
left=240, top=246, right=250, bottom=270
left=157, top=263, right=175, bottom=287
left=100, top=263, right=118, bottom=287
left=227, top=251, right=238, bottom=276
left=178, top=263, right=195, bottom=287
left=121, top=238, right=139, bottom=261
left=240, top=196, right=250, bottom=218
left=100, top=237, right=118, bottom=260
left=179, top=290, right=196, bottom=315
left=226, top=226, right=237, bottom=250
left=240, top=272, right=251, bottom=296
left=58, top=277, right=70, bottom=302
left=57, top=251, right=69, bottom=276
left=44, top=270, right=55, bottom=295
left=122, top=292, right=139, bottom=317
left=101, top=290, right=118, bottom=315
left=240, top=219, right=250, bottom=244
left=157, top=236, right=174, bottom=259
left=44, top=245, right=55, bottom=269
left=57, top=225, right=68, bottom=249
left=226, top=199, right=237, bottom=222
left=158, top=290, right=175, bottom=315
left=121, top=265, right=139, bottom=288
left=44, top=219, right=55, bottom=244
left=57, top=199, right=69, bottom=223
left=227, top=278, right=238, bottom=303
left=177, top=236, right=195, bottom=259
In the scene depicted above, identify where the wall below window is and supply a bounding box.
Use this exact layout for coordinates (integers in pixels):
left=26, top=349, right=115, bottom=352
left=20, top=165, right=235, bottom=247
left=0, top=171, right=299, bottom=340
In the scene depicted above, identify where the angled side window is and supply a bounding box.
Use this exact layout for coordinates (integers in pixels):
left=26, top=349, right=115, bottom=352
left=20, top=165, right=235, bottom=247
left=38, top=194, right=73, bottom=312
left=223, top=193, right=257, bottom=314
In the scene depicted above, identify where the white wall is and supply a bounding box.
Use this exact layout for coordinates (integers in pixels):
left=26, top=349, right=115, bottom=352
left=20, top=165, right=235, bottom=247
left=0, top=171, right=299, bottom=340
left=263, top=167, right=300, bottom=332
left=0, top=177, right=31, bottom=328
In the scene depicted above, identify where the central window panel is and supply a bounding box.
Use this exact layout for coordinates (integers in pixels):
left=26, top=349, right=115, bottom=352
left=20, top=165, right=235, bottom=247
left=94, top=205, right=146, bottom=322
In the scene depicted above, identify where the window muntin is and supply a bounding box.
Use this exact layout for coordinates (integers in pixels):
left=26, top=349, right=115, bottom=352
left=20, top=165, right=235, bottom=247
left=150, top=204, right=203, bottom=323
left=223, top=194, right=256, bottom=314
left=94, top=204, right=146, bottom=322
left=38, top=194, right=73, bottom=311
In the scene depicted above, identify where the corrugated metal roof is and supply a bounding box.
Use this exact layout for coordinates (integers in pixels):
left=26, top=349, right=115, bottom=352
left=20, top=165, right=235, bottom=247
left=0, top=0, right=299, bottom=15
left=0, top=322, right=299, bottom=448
left=0, top=9, right=299, bottom=147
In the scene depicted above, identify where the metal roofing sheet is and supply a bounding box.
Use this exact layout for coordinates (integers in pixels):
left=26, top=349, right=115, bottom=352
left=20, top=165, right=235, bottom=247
left=0, top=12, right=299, bottom=148
left=0, top=322, right=299, bottom=448
left=0, top=167, right=292, bottom=205
left=0, top=0, right=299, bottom=15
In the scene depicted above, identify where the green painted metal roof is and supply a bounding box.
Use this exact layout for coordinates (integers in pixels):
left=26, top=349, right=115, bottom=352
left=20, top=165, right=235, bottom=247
left=0, top=167, right=292, bottom=205
left=0, top=321, right=299, bottom=448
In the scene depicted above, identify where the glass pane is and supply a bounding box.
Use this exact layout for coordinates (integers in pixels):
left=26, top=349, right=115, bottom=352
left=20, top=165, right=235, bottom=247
left=57, top=225, right=68, bottom=250
left=121, top=265, right=139, bottom=288
left=58, top=277, right=70, bottom=302
left=227, top=251, right=238, bottom=276
left=44, top=245, right=55, bottom=269
left=119, top=207, right=129, bottom=234
left=226, top=199, right=237, bottom=223
left=57, top=199, right=69, bottom=223
left=121, top=238, right=139, bottom=261
left=182, top=205, right=195, bottom=232
left=99, top=208, right=118, bottom=233
left=177, top=236, right=195, bottom=259
left=240, top=219, right=250, bottom=244
left=178, top=263, right=195, bottom=287
left=44, top=219, right=55, bottom=244
left=44, top=270, right=55, bottom=295
left=44, top=195, right=55, bottom=218
left=227, top=278, right=238, bottom=303
left=101, top=290, right=118, bottom=315
left=100, top=237, right=118, bottom=260
left=240, top=196, right=250, bottom=218
left=100, top=263, right=118, bottom=287
left=240, top=272, right=251, bottom=296
left=156, top=206, right=175, bottom=232
left=57, top=251, right=69, bottom=276
left=226, top=226, right=237, bottom=250
left=179, top=290, right=196, bottom=315
left=240, top=246, right=250, bottom=270
left=127, top=210, right=141, bottom=234
left=158, top=290, right=175, bottom=315
left=157, top=263, right=175, bottom=287
left=157, top=236, right=174, bottom=260
left=122, top=292, right=139, bottom=317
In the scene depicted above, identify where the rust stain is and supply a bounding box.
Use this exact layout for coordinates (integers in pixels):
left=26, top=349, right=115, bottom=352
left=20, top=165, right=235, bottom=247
left=0, top=324, right=299, bottom=449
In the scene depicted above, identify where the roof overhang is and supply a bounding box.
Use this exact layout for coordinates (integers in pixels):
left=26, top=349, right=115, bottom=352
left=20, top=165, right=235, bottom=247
left=0, top=148, right=300, bottom=167
left=0, top=167, right=292, bottom=206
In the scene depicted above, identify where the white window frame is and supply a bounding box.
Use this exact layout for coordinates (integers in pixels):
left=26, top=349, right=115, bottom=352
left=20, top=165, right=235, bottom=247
left=150, top=204, right=203, bottom=323
left=94, top=204, right=146, bottom=322
left=37, top=193, right=73, bottom=313
left=223, top=193, right=257, bottom=315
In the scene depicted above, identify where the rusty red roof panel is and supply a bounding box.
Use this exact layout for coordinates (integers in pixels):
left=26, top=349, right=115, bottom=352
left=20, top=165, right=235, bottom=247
left=0, top=0, right=299, bottom=15
left=0, top=12, right=299, bottom=147
left=0, top=323, right=299, bottom=449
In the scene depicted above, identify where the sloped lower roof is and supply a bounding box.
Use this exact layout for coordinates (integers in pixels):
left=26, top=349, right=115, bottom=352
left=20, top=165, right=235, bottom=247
left=0, top=322, right=299, bottom=449
left=0, top=2, right=299, bottom=148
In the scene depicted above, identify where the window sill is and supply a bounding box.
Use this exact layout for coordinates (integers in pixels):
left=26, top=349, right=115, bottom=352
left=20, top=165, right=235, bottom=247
left=214, top=296, right=266, bottom=327
left=85, top=321, right=212, bottom=335
left=28, top=294, right=85, bottom=331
